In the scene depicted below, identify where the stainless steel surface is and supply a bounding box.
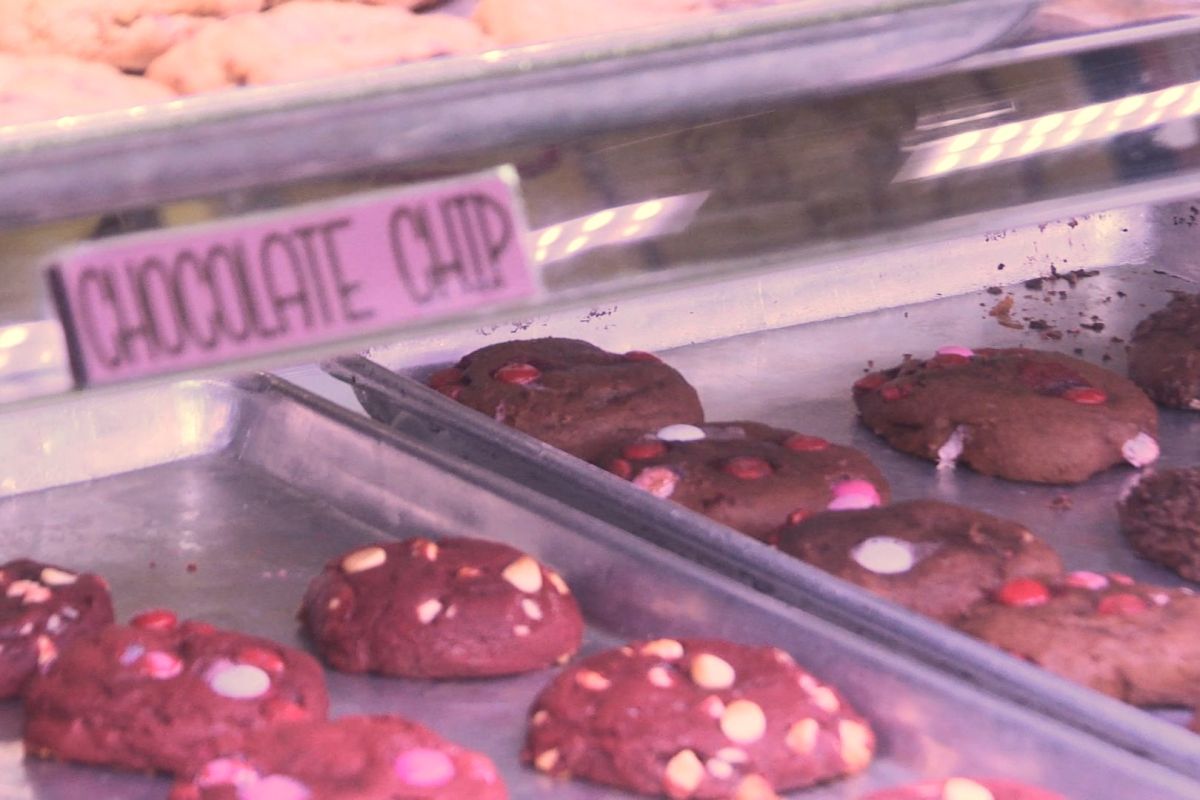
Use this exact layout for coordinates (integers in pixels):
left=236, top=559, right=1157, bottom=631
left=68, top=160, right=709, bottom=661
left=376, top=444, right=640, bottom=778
left=332, top=204, right=1200, bottom=775
left=2, top=376, right=1199, bottom=799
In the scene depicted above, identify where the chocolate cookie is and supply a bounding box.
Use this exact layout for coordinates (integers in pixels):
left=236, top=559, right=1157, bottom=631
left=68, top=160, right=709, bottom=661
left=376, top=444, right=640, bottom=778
left=1128, top=293, right=1200, bottom=410
left=596, top=421, right=889, bottom=542
left=955, top=573, right=1200, bottom=704
left=776, top=500, right=1063, bottom=623
left=170, top=715, right=507, bottom=800
left=24, top=610, right=329, bottom=774
left=300, top=537, right=583, bottom=678
left=0, top=559, right=114, bottom=699
left=1118, top=467, right=1200, bottom=581
left=854, top=346, right=1159, bottom=484
left=863, top=777, right=1066, bottom=800
left=426, top=337, right=705, bottom=462
left=524, top=638, right=875, bottom=798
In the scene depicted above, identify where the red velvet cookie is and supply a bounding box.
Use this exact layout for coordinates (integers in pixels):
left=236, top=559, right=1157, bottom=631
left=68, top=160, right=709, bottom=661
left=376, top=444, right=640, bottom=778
left=596, top=420, right=890, bottom=542
left=170, top=715, right=507, bottom=800
left=23, top=611, right=329, bottom=774
left=862, top=776, right=1066, bottom=800
left=854, top=346, right=1159, bottom=484
left=427, top=337, right=704, bottom=462
left=300, top=537, right=583, bottom=678
left=776, top=500, right=1063, bottom=623
left=0, top=559, right=114, bottom=699
left=955, top=573, right=1200, bottom=704
left=524, top=638, right=875, bottom=798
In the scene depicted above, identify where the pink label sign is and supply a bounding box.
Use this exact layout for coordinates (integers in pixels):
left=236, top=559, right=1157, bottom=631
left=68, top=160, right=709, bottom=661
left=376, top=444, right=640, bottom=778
left=48, top=169, right=537, bottom=386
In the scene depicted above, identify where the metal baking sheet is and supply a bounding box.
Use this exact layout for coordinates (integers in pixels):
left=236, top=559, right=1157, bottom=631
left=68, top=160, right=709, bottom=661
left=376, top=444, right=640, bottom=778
left=1, top=376, right=1197, bottom=799
left=0, top=0, right=1038, bottom=227
left=329, top=202, right=1200, bottom=776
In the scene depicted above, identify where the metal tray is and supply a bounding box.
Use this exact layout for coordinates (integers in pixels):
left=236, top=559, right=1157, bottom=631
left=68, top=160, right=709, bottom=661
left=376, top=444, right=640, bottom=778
left=0, top=0, right=1038, bottom=227
left=1, top=376, right=1197, bottom=799
left=329, top=203, right=1200, bottom=777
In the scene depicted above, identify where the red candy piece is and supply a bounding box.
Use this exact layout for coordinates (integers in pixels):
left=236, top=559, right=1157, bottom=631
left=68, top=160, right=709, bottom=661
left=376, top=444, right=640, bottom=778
left=182, top=621, right=217, bottom=636
left=786, top=508, right=811, bottom=526
left=263, top=698, right=310, bottom=722
left=783, top=434, right=829, bottom=452
left=131, top=609, right=178, bottom=632
left=623, top=351, right=662, bottom=363
left=607, top=458, right=633, bottom=479
left=723, top=456, right=773, bottom=480
left=854, top=373, right=887, bottom=392
left=494, top=363, right=541, bottom=385
left=1097, top=593, right=1148, bottom=616
left=427, top=368, right=464, bottom=389
left=1062, top=387, right=1107, bottom=405
left=880, top=384, right=912, bottom=402
left=997, top=578, right=1050, bottom=608
left=622, top=440, right=667, bottom=460
left=238, top=646, right=285, bottom=674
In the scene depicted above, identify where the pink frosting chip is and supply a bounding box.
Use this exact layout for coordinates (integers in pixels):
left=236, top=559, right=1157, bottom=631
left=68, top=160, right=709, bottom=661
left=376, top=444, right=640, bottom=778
left=394, top=748, right=456, bottom=787
left=826, top=480, right=882, bottom=511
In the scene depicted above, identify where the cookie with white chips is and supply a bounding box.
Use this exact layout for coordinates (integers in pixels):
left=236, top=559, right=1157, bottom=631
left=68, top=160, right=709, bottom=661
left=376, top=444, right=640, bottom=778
left=776, top=500, right=1063, bottom=623
left=524, top=638, right=875, bottom=798
left=23, top=610, right=328, bottom=774
left=597, top=421, right=890, bottom=542
left=854, top=346, right=1159, bottom=484
left=170, top=715, right=507, bottom=800
left=300, top=537, right=583, bottom=678
left=863, top=776, right=1066, bottom=800
left=0, top=559, right=113, bottom=699
left=955, top=573, right=1200, bottom=705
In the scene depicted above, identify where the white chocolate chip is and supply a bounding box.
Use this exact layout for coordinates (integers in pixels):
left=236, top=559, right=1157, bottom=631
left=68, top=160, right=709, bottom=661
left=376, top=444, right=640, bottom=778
left=521, top=599, right=543, bottom=621
left=656, top=424, right=706, bottom=442
left=837, top=719, right=874, bottom=771
left=811, top=686, right=841, bottom=714
left=705, top=758, right=734, bottom=780
left=327, top=597, right=342, bottom=611
left=546, top=571, right=570, bottom=595
left=936, top=426, right=966, bottom=471
left=700, top=695, right=726, bottom=719
left=786, top=719, right=819, bottom=754
left=942, top=778, right=996, bottom=800
left=341, top=546, right=386, bottom=574
left=734, top=775, right=780, bottom=800
left=720, top=700, right=767, bottom=744
left=531, top=710, right=549, bottom=726
left=533, top=749, right=559, bottom=772
left=418, top=540, right=439, bottom=561
left=772, top=649, right=794, bottom=666
left=444, top=605, right=459, bottom=619
left=690, top=653, right=736, bottom=689
left=513, top=624, right=531, bottom=637
left=850, top=537, right=916, bottom=575
left=641, top=639, right=684, bottom=660
left=18, top=622, right=32, bottom=636
left=20, top=584, right=51, bottom=604
left=501, top=557, right=543, bottom=594
left=416, top=599, right=442, bottom=624
left=715, top=747, right=748, bottom=764
left=647, top=666, right=674, bottom=688
left=60, top=606, right=79, bottom=620
left=45, top=614, right=63, bottom=634
left=663, top=750, right=705, bottom=796
left=575, top=670, right=611, bottom=691
left=39, top=567, right=77, bottom=586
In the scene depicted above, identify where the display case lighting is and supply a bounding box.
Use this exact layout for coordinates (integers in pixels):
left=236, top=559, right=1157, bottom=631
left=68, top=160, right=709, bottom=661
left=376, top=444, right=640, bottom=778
left=528, top=192, right=708, bottom=264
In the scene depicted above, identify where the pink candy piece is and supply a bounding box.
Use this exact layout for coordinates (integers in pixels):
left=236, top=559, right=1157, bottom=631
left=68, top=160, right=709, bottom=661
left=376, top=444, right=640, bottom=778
left=207, top=662, right=271, bottom=699
left=139, top=650, right=183, bottom=680
left=197, top=758, right=259, bottom=788
left=239, top=775, right=311, bottom=800
left=394, top=748, right=456, bottom=788
left=936, top=345, right=975, bottom=358
left=632, top=466, right=679, bottom=499
left=1064, top=571, right=1108, bottom=591
left=826, top=480, right=882, bottom=511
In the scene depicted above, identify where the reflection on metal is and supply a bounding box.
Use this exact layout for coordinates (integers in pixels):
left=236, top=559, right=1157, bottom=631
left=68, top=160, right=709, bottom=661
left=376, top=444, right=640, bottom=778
left=899, top=80, right=1200, bottom=181
left=530, top=192, right=709, bottom=264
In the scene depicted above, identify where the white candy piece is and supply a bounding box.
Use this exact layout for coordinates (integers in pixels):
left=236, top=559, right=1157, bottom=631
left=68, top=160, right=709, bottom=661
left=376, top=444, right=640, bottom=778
left=1122, top=432, right=1160, bottom=468
left=208, top=663, right=271, bottom=700
left=936, top=426, right=966, bottom=471
left=655, top=424, right=706, bottom=442
left=851, top=536, right=916, bottom=575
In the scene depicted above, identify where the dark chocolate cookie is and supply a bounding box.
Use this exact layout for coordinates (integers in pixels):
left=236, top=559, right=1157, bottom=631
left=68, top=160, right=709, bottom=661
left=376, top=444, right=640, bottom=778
left=170, top=715, right=507, bottom=800
left=595, top=421, right=890, bottom=542
left=1128, top=293, right=1200, bottom=409
left=776, top=500, right=1063, bottom=623
left=862, top=777, right=1066, bottom=800
left=24, top=610, right=329, bottom=774
left=524, top=638, right=875, bottom=798
left=955, top=572, right=1200, bottom=704
left=300, top=537, right=583, bottom=678
left=1118, top=467, right=1200, bottom=581
left=854, top=346, right=1159, bottom=484
left=0, top=559, right=113, bottom=699
left=426, top=337, right=704, bottom=461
